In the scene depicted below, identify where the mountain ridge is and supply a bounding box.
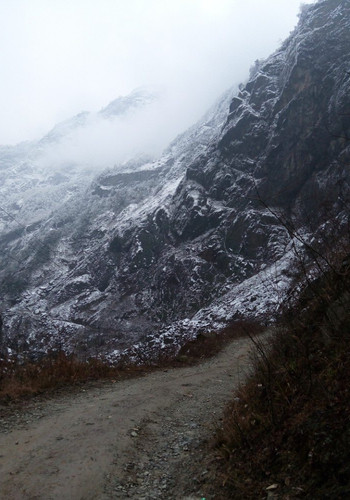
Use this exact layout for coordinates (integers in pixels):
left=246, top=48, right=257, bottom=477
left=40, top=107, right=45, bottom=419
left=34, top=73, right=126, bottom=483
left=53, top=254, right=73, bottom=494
left=1, top=0, right=350, bottom=361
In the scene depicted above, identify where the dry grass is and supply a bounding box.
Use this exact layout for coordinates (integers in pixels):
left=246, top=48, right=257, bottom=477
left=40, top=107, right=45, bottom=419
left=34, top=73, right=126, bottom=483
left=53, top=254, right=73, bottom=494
left=0, top=320, right=261, bottom=404
left=0, top=352, right=145, bottom=403
left=214, top=257, right=350, bottom=499
left=175, top=320, right=263, bottom=364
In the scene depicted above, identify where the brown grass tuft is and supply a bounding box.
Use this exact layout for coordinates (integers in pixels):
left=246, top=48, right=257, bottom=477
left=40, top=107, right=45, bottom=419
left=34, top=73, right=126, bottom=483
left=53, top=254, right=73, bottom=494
left=0, top=352, right=145, bottom=402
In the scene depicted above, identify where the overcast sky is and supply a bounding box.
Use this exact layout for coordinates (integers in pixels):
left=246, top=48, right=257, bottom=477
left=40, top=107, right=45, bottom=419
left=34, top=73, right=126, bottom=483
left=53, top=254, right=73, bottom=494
left=0, top=0, right=315, bottom=146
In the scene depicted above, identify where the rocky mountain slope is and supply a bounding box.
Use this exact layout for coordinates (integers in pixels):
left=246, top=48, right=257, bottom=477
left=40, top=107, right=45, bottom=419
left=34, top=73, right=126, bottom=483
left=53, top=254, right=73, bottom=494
left=0, top=87, right=161, bottom=236
left=1, top=0, right=350, bottom=360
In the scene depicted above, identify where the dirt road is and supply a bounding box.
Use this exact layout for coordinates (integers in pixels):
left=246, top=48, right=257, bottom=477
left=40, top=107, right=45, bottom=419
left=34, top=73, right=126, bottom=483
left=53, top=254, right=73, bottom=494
left=0, top=335, right=257, bottom=499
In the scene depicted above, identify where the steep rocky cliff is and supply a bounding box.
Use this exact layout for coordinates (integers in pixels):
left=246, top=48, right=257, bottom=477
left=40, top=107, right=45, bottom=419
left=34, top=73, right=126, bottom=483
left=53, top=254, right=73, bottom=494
left=1, top=0, right=350, bottom=359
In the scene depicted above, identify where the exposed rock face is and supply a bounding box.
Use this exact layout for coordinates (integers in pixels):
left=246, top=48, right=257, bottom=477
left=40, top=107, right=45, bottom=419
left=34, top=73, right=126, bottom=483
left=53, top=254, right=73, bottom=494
left=1, top=0, right=350, bottom=358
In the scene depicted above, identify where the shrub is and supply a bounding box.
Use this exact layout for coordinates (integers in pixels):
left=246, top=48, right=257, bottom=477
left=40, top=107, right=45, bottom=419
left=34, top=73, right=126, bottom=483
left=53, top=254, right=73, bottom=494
left=214, top=256, right=350, bottom=499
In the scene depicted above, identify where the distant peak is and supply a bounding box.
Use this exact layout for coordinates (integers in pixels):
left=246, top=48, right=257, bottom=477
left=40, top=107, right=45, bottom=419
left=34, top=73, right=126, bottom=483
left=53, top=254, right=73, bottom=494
left=99, top=86, right=163, bottom=118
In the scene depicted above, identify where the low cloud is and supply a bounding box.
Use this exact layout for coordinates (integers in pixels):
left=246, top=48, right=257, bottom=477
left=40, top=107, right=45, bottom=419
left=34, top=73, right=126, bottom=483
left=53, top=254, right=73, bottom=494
left=0, top=0, right=315, bottom=148
left=36, top=87, right=219, bottom=171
